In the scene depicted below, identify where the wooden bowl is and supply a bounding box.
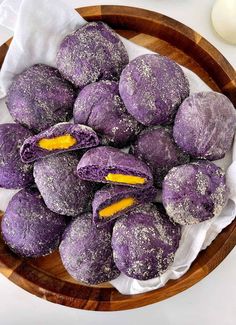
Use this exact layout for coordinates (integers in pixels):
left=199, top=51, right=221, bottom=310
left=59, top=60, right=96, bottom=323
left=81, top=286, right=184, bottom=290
left=0, top=5, right=235, bottom=311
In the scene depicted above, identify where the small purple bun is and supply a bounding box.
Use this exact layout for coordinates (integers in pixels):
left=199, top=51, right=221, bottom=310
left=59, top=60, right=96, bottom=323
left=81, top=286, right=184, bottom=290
left=131, top=126, right=190, bottom=187
left=92, top=184, right=157, bottom=226
left=73, top=80, right=141, bottom=147
left=56, top=22, right=129, bottom=88
left=173, top=92, right=236, bottom=160
left=20, top=122, right=99, bottom=163
left=34, top=153, right=94, bottom=216
left=0, top=123, right=33, bottom=189
left=112, top=204, right=181, bottom=280
left=162, top=161, right=228, bottom=225
left=1, top=188, right=67, bottom=258
left=6, top=64, right=76, bottom=133
left=77, top=146, right=153, bottom=188
left=59, top=213, right=120, bottom=285
left=119, top=54, right=189, bottom=126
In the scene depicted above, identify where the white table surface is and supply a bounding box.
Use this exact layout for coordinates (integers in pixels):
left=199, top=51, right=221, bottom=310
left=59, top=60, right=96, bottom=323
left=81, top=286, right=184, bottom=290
left=0, top=0, right=235, bottom=324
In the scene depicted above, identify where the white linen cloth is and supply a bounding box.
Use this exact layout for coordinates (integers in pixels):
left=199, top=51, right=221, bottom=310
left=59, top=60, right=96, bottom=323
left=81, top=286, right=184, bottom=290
left=0, top=0, right=235, bottom=295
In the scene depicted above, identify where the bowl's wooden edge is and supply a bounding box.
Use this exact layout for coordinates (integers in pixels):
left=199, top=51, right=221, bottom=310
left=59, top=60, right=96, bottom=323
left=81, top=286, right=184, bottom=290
left=0, top=5, right=235, bottom=311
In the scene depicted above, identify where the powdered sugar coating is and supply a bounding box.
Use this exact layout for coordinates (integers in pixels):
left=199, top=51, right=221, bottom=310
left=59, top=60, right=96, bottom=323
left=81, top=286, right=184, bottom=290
left=73, top=80, right=141, bottom=147
left=112, top=204, right=181, bottom=280
left=6, top=64, right=76, bottom=133
left=119, top=54, right=189, bottom=126
left=56, top=22, right=129, bottom=88
left=173, top=91, right=236, bottom=160
left=59, top=213, right=120, bottom=285
left=131, top=126, right=189, bottom=187
left=1, top=188, right=67, bottom=257
left=0, top=123, right=34, bottom=189
left=34, top=153, right=94, bottom=216
left=162, top=161, right=229, bottom=225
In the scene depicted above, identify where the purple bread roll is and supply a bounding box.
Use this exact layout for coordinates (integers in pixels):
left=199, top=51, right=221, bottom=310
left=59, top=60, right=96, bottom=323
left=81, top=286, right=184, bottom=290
left=131, top=126, right=190, bottom=187
left=112, top=204, right=181, bottom=280
left=34, top=153, right=94, bottom=216
left=92, top=184, right=157, bottom=226
left=119, top=54, right=189, bottom=126
left=0, top=123, right=33, bottom=189
left=73, top=80, right=141, bottom=147
left=77, top=146, right=153, bottom=188
left=173, top=91, right=236, bottom=160
left=59, top=213, right=120, bottom=285
left=162, top=161, right=228, bottom=225
left=20, top=122, right=99, bottom=163
left=1, top=188, right=67, bottom=258
left=6, top=64, right=76, bottom=133
left=56, top=22, right=129, bottom=88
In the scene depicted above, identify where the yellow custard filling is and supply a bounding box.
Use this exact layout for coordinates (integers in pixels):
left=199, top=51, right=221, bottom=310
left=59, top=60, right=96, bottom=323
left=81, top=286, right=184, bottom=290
left=105, top=173, right=146, bottom=185
left=38, top=134, right=77, bottom=151
left=99, top=197, right=136, bottom=218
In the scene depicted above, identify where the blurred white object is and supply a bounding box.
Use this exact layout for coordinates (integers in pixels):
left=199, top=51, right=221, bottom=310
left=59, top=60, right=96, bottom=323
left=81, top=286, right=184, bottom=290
left=211, top=0, right=236, bottom=44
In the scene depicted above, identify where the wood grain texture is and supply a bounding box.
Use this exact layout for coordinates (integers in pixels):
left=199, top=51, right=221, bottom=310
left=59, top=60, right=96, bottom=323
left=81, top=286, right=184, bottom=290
left=0, top=5, right=235, bottom=311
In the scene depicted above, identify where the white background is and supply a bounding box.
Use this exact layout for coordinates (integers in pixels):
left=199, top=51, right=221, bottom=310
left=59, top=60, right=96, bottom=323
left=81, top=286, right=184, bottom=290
left=0, top=0, right=235, bottom=324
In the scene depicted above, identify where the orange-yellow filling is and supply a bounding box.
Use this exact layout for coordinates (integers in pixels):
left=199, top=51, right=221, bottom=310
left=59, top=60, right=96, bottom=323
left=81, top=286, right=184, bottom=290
left=38, top=134, right=77, bottom=151
left=99, top=197, right=136, bottom=218
left=105, top=173, right=146, bottom=185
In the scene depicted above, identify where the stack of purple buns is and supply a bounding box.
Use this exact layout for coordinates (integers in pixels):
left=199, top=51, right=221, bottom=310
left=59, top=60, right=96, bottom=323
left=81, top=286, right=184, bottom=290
left=1, top=22, right=235, bottom=285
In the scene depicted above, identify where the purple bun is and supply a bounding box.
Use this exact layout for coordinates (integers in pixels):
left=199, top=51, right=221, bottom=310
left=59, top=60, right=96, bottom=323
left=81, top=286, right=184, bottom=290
left=131, top=126, right=189, bottom=187
left=162, top=161, right=228, bottom=225
left=112, top=204, right=181, bottom=280
left=6, top=64, right=76, bottom=133
left=1, top=188, right=67, bottom=258
left=173, top=92, right=236, bottom=160
left=56, top=22, right=129, bottom=88
left=59, top=213, right=120, bottom=285
left=20, top=122, right=99, bottom=163
left=73, top=80, right=141, bottom=147
left=119, top=54, right=189, bottom=126
left=92, top=184, right=157, bottom=226
left=34, top=153, right=94, bottom=216
left=77, top=146, right=153, bottom=188
left=0, top=123, right=33, bottom=189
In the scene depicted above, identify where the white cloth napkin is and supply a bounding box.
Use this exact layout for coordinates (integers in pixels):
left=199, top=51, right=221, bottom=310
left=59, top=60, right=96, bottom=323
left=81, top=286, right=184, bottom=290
left=0, top=0, right=235, bottom=295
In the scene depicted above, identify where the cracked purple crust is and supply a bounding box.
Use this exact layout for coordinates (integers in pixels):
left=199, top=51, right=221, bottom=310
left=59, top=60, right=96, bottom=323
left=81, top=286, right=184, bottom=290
left=56, top=22, right=129, bottom=88
left=162, top=161, right=229, bottom=225
left=73, top=80, right=141, bottom=147
left=119, top=54, right=189, bottom=126
left=20, top=122, right=99, bottom=163
left=1, top=188, right=67, bottom=258
left=6, top=64, right=76, bottom=133
left=34, top=153, right=95, bottom=216
left=112, top=203, right=181, bottom=280
left=77, top=146, right=153, bottom=188
left=173, top=91, right=236, bottom=160
left=131, top=126, right=190, bottom=187
left=59, top=213, right=120, bottom=285
left=92, top=184, right=157, bottom=226
left=0, top=123, right=34, bottom=189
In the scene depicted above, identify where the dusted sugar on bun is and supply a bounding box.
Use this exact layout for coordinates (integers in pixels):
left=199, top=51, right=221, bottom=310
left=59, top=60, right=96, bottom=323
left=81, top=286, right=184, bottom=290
left=59, top=213, right=120, bottom=285
left=6, top=64, right=76, bottom=133
left=112, top=204, right=181, bottom=280
left=1, top=188, right=67, bottom=258
left=56, top=22, right=129, bottom=88
left=173, top=91, right=236, bottom=160
left=77, top=146, right=153, bottom=188
left=119, top=54, right=189, bottom=126
left=131, top=126, right=189, bottom=187
left=162, top=161, right=229, bottom=225
left=34, top=153, right=94, bottom=217
left=0, top=123, right=34, bottom=189
left=73, top=80, right=141, bottom=147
